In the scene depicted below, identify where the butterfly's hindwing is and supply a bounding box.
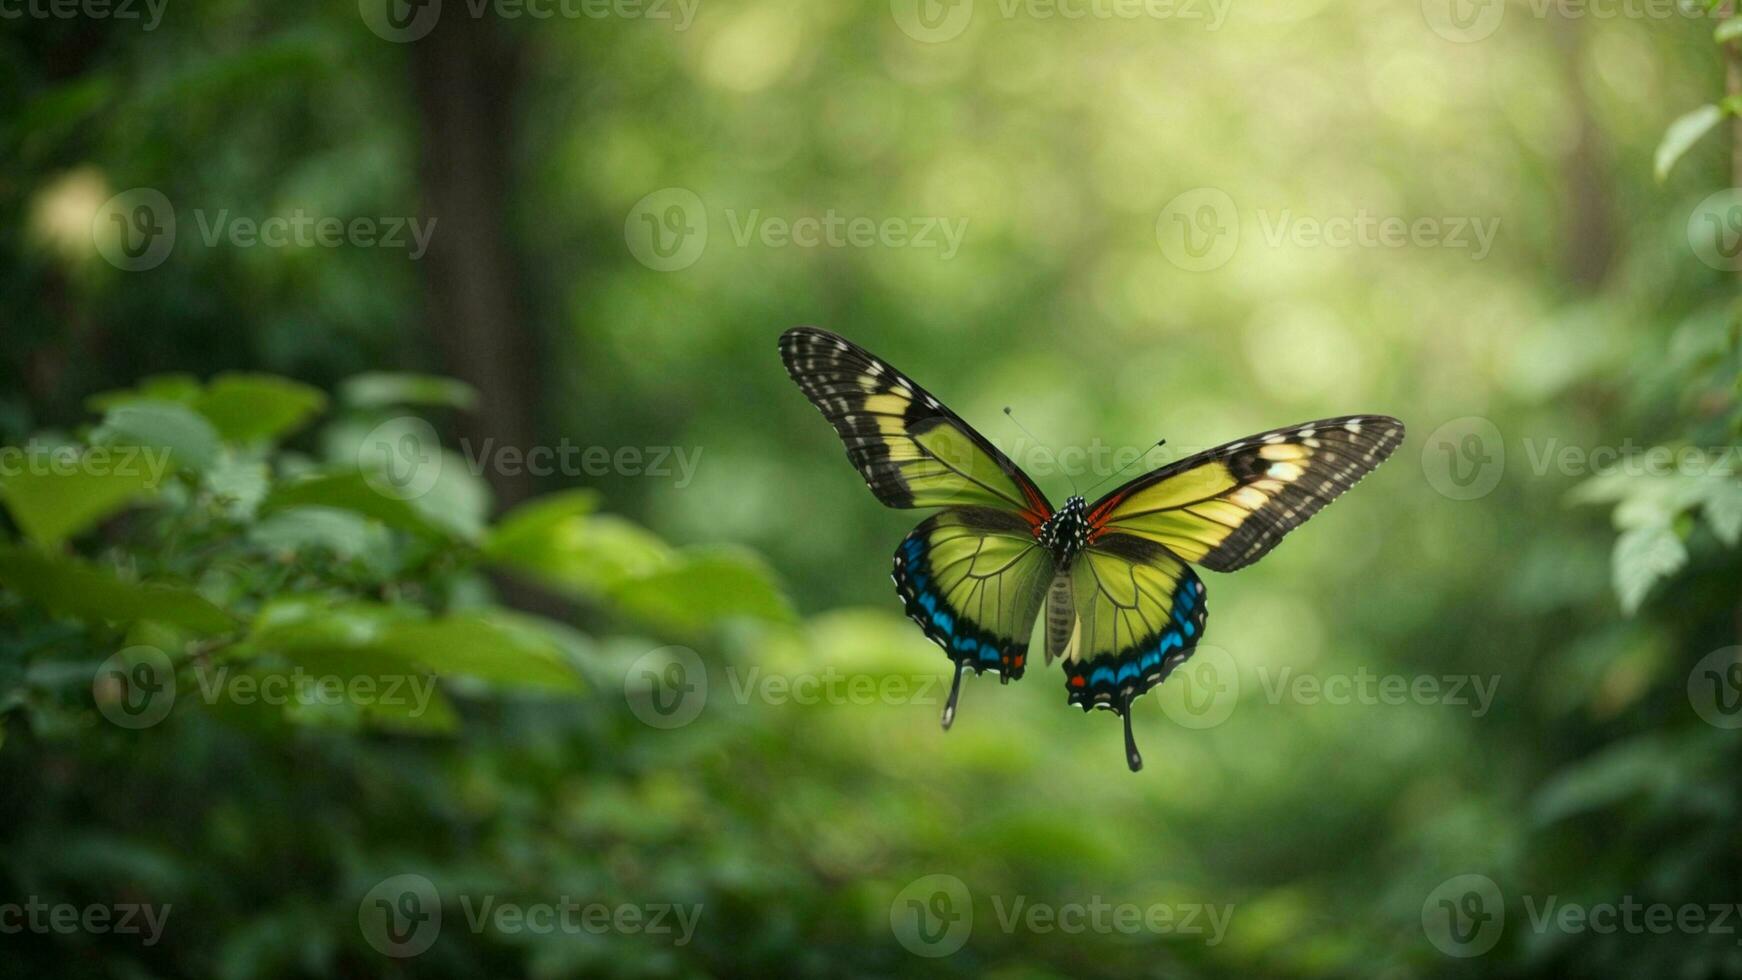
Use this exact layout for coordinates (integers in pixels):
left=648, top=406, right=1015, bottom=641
left=1058, top=533, right=1207, bottom=713
left=780, top=327, right=1050, bottom=521
left=1088, top=415, right=1404, bottom=572
left=892, top=507, right=1054, bottom=682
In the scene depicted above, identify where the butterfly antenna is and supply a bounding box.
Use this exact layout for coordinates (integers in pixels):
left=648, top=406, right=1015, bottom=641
left=1080, top=439, right=1168, bottom=498
left=1003, top=406, right=1078, bottom=496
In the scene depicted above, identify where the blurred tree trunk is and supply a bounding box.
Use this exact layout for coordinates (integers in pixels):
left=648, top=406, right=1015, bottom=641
left=1554, top=8, right=1614, bottom=291
left=408, top=13, right=539, bottom=509
left=409, top=16, right=574, bottom=617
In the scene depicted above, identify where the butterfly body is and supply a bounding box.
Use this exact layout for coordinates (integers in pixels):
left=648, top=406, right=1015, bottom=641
left=780, top=326, right=1403, bottom=772
left=1036, top=494, right=1091, bottom=565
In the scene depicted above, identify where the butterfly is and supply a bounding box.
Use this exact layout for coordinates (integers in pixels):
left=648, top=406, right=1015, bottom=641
left=779, top=326, right=1404, bottom=771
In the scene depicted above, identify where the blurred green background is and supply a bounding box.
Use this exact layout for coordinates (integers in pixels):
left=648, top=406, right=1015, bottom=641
left=4, top=0, right=1742, bottom=976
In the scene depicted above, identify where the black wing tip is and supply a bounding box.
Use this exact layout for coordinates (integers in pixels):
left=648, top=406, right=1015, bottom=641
left=780, top=325, right=846, bottom=349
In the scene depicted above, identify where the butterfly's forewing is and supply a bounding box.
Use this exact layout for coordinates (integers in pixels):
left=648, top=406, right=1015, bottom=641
left=1086, top=415, right=1404, bottom=572
left=780, top=327, right=1051, bottom=522
left=893, top=507, right=1054, bottom=724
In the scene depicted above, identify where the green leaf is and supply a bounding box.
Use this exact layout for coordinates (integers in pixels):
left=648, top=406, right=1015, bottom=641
left=1532, top=737, right=1676, bottom=824
left=248, top=507, right=392, bottom=561
left=249, top=596, right=414, bottom=649
left=1717, top=18, right=1742, bottom=43
left=84, top=373, right=202, bottom=413
left=1612, top=525, right=1687, bottom=615
left=339, top=373, right=479, bottom=411
left=203, top=452, right=270, bottom=521
left=90, top=400, right=222, bottom=475
left=486, top=489, right=601, bottom=556
left=0, top=452, right=163, bottom=547
left=193, top=373, right=327, bottom=444
left=1704, top=479, right=1742, bottom=546
left=610, top=548, right=794, bottom=633
left=0, top=546, right=236, bottom=634
left=260, top=472, right=450, bottom=540
left=486, top=502, right=791, bottom=633
left=248, top=598, right=581, bottom=692
left=1655, top=103, right=1727, bottom=183
left=487, top=512, right=672, bottom=595
left=371, top=613, right=584, bottom=692
left=409, top=450, right=492, bottom=541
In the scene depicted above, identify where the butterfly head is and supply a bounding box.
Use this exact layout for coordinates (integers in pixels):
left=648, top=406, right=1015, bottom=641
left=1037, top=495, right=1091, bottom=565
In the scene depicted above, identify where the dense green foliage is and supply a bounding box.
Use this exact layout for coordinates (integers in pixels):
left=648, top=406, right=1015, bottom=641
left=5, top=1, right=1742, bottom=977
